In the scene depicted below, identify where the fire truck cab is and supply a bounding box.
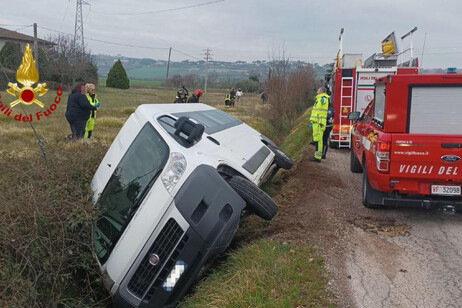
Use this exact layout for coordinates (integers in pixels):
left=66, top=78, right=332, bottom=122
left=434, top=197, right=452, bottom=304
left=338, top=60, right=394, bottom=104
left=349, top=73, right=462, bottom=212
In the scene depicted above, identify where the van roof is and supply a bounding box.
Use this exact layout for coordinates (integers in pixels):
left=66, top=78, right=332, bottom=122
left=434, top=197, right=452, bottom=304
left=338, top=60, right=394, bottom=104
left=134, top=103, right=215, bottom=123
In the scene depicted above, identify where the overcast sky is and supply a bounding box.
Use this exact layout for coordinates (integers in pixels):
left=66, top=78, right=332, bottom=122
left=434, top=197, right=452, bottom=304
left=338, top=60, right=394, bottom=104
left=2, top=0, right=461, bottom=68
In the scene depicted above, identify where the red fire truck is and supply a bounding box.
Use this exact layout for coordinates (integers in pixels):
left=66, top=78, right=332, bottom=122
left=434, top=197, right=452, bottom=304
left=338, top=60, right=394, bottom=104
left=349, top=72, right=462, bottom=213
left=328, top=28, right=418, bottom=148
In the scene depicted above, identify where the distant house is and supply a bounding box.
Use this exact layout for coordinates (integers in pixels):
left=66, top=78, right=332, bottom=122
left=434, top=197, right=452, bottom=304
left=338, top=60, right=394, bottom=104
left=0, top=27, right=54, bottom=51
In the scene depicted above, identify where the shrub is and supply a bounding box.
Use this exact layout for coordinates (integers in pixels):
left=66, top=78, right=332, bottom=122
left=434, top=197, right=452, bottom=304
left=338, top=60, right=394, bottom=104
left=0, top=41, right=21, bottom=70
left=0, top=142, right=111, bottom=307
left=106, top=59, right=130, bottom=89
left=235, top=78, right=260, bottom=93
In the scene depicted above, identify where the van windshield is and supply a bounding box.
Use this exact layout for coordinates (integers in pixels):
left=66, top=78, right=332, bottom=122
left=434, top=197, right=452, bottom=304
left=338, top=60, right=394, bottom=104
left=93, top=123, right=169, bottom=263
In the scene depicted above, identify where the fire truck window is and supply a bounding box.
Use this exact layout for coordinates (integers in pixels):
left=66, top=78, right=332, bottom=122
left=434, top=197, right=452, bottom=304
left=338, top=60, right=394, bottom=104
left=374, top=84, right=386, bottom=121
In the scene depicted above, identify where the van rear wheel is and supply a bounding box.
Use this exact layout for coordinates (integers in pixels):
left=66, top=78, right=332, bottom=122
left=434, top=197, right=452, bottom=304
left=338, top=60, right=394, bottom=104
left=266, top=144, right=294, bottom=170
left=362, top=163, right=384, bottom=209
left=228, top=176, right=278, bottom=221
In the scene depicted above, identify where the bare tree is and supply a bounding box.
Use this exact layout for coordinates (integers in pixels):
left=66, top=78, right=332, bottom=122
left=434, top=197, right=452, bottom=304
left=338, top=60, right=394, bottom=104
left=266, top=47, right=316, bottom=132
left=42, top=34, right=98, bottom=88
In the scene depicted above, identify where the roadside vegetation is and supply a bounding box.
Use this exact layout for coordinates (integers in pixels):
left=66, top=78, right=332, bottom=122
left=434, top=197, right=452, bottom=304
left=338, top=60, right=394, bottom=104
left=0, top=78, right=333, bottom=306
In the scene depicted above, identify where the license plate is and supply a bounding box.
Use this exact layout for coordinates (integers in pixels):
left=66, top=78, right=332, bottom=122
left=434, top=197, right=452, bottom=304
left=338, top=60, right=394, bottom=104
left=431, top=185, right=461, bottom=196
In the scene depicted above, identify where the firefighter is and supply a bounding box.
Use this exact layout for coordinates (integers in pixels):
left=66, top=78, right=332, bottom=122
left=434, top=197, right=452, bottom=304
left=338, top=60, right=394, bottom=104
left=224, top=93, right=232, bottom=107
left=187, top=89, right=203, bottom=103
left=173, top=89, right=187, bottom=103
left=322, top=101, right=335, bottom=159
left=84, top=83, right=101, bottom=139
left=308, top=87, right=329, bottom=162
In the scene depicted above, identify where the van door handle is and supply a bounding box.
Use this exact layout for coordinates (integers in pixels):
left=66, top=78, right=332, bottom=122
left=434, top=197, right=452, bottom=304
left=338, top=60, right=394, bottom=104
left=441, top=143, right=462, bottom=148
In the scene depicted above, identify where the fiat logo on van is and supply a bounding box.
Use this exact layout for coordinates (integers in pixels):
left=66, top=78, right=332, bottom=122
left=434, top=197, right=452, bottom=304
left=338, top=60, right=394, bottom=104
left=148, top=253, right=160, bottom=266
left=441, top=155, right=461, bottom=162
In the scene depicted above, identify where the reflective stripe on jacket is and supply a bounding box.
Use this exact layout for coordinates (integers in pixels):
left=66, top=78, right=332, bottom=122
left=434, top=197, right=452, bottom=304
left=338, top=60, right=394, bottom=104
left=310, top=93, right=329, bottom=125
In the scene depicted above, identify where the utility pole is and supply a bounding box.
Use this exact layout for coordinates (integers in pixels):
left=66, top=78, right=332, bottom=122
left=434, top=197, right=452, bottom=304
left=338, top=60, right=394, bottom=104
left=166, top=47, right=172, bottom=84
left=74, top=0, right=89, bottom=53
left=203, top=48, right=212, bottom=93
left=33, top=23, right=39, bottom=76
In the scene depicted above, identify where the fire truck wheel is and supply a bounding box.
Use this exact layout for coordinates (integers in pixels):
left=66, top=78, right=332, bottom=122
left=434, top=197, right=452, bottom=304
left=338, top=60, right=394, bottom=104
left=266, top=144, right=294, bottom=170
left=362, top=164, right=384, bottom=209
left=350, top=147, right=363, bottom=173
left=228, top=176, right=278, bottom=221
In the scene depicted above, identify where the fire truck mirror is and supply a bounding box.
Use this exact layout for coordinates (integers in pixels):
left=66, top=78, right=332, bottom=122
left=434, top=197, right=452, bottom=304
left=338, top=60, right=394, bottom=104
left=348, top=111, right=361, bottom=121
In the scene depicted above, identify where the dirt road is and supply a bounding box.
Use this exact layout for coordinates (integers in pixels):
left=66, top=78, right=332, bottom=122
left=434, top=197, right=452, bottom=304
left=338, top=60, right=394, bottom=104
left=272, top=148, right=462, bottom=308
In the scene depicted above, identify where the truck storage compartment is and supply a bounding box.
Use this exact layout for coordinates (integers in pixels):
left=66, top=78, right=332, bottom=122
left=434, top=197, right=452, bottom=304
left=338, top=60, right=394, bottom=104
left=408, top=86, right=462, bottom=134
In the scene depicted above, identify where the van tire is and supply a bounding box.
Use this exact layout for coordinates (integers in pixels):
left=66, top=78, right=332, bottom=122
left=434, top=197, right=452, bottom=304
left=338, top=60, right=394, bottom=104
left=266, top=144, right=294, bottom=170
left=350, top=147, right=363, bottom=173
left=228, top=176, right=278, bottom=221
left=362, top=163, right=384, bottom=209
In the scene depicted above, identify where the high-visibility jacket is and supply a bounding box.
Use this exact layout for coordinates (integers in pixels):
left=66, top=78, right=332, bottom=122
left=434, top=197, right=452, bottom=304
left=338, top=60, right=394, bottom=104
left=85, top=93, right=99, bottom=132
left=310, top=93, right=329, bottom=126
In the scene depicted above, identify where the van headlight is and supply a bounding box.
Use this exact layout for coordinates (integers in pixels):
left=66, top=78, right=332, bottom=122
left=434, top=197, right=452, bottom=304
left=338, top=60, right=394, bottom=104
left=161, top=152, right=187, bottom=193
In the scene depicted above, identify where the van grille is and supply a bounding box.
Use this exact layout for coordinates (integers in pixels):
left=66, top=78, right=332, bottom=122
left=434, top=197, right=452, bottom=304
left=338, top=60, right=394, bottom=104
left=127, top=218, right=184, bottom=299
left=145, top=233, right=189, bottom=300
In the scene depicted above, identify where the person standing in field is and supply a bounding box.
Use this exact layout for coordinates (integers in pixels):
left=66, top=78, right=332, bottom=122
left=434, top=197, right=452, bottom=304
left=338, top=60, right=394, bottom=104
left=308, top=87, right=329, bottom=163
left=260, top=91, right=268, bottom=103
left=65, top=82, right=98, bottom=139
left=187, top=89, right=203, bottom=103
left=236, top=88, right=243, bottom=102
left=179, top=83, right=189, bottom=98
left=173, top=89, right=187, bottom=103
left=84, top=83, right=101, bottom=139
left=230, top=88, right=236, bottom=101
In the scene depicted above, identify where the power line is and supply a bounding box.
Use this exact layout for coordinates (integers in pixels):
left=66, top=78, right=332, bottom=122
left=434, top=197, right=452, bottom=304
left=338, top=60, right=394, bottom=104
left=37, top=25, right=201, bottom=61
left=172, top=48, right=201, bottom=61
left=91, top=0, right=224, bottom=16
left=38, top=25, right=169, bottom=50
left=13, top=25, right=32, bottom=31
left=0, top=23, right=31, bottom=27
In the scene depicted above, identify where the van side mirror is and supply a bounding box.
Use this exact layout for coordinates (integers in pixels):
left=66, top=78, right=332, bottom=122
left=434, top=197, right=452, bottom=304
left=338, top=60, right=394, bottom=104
left=348, top=111, right=361, bottom=121
left=174, top=116, right=205, bottom=146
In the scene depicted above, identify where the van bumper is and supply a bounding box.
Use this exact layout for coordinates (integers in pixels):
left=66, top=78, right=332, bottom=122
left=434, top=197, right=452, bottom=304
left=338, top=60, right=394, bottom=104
left=113, top=227, right=225, bottom=308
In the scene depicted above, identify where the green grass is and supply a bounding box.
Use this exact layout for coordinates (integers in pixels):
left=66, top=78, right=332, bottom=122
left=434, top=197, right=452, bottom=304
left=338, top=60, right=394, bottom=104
left=181, top=240, right=335, bottom=308
left=279, top=107, right=313, bottom=163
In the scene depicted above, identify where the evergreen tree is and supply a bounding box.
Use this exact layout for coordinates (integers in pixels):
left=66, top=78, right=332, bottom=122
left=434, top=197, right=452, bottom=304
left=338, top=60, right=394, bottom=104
left=106, top=59, right=130, bottom=89
left=0, top=41, right=22, bottom=70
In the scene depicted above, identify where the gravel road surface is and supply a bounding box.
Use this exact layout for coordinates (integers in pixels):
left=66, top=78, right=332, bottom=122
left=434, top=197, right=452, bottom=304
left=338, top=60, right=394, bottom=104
left=272, top=148, right=462, bottom=308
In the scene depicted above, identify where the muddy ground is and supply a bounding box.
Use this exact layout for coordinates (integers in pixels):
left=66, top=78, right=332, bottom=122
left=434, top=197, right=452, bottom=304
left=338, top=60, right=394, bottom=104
left=270, top=148, right=462, bottom=308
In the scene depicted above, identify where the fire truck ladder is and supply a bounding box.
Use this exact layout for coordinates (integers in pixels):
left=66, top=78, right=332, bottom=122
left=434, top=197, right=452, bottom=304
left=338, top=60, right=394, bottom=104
left=339, top=77, right=354, bottom=148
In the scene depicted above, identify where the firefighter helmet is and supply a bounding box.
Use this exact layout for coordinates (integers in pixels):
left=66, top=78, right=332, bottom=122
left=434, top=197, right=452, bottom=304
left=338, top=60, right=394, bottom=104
left=194, top=89, right=203, bottom=97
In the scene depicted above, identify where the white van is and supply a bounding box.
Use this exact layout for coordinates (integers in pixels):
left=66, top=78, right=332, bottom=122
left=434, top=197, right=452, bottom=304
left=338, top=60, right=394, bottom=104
left=91, top=103, right=293, bottom=307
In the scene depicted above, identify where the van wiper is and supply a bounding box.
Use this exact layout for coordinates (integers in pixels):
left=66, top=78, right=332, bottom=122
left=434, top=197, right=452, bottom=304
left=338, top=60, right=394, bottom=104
left=120, top=168, right=164, bottom=230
